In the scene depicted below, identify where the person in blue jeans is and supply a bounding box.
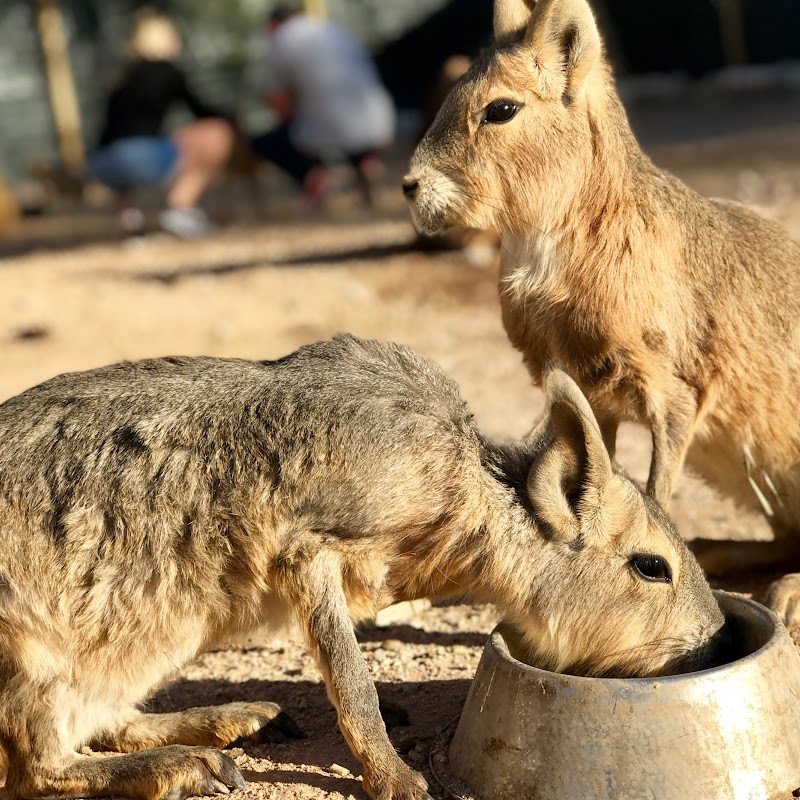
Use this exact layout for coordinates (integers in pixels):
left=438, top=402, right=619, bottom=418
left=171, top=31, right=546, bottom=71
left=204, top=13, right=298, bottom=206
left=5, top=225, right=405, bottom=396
left=88, top=8, right=234, bottom=237
left=250, top=7, right=395, bottom=208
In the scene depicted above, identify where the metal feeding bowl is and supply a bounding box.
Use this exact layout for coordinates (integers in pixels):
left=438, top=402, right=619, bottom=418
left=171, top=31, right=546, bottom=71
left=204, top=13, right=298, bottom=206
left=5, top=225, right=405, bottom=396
left=441, top=592, right=800, bottom=800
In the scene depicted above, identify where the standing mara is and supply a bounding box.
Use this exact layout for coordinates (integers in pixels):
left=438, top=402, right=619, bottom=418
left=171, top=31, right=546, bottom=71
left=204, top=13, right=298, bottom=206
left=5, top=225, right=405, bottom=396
left=405, top=0, right=800, bottom=622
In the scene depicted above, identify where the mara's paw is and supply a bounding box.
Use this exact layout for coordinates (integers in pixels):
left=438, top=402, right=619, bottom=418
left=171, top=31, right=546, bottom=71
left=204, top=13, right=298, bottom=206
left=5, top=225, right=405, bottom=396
left=364, top=759, right=432, bottom=800
left=154, top=745, right=245, bottom=800
left=226, top=701, right=304, bottom=746
left=766, top=573, right=800, bottom=627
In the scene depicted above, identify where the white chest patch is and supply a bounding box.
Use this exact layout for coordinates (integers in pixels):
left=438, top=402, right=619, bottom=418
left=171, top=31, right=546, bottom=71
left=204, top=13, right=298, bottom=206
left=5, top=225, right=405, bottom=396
left=500, top=232, right=564, bottom=305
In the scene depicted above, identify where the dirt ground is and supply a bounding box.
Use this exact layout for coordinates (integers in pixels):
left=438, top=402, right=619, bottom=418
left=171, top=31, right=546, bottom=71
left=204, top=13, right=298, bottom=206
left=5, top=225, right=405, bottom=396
left=2, top=119, right=800, bottom=798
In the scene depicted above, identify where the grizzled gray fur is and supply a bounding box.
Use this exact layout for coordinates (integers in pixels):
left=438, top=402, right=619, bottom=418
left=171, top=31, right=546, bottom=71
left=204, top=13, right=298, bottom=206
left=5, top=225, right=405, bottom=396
left=0, top=335, right=723, bottom=800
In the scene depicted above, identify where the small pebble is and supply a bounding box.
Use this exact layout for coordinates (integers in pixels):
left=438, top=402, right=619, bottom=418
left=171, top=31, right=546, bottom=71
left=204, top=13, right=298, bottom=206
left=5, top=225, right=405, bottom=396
left=382, top=639, right=404, bottom=652
left=13, top=325, right=50, bottom=342
left=329, top=763, right=351, bottom=777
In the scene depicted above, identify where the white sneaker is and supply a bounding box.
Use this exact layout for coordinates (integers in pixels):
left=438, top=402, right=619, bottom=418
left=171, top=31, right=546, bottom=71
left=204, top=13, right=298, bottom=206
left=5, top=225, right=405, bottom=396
left=158, top=207, right=214, bottom=239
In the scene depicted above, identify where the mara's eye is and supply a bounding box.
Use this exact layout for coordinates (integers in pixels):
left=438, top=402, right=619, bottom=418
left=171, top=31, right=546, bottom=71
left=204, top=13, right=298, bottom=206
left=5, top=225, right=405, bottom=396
left=631, top=554, right=672, bottom=584
left=483, top=99, right=519, bottom=125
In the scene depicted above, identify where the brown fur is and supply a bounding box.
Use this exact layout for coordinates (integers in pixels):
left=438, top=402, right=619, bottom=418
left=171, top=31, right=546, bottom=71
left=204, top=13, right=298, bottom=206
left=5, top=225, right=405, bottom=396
left=404, top=0, right=800, bottom=623
left=0, top=336, right=723, bottom=800
left=414, top=56, right=502, bottom=266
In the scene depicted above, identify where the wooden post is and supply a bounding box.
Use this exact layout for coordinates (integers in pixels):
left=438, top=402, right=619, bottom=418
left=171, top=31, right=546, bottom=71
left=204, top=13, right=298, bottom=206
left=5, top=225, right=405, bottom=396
left=717, top=0, right=748, bottom=65
left=34, top=0, right=86, bottom=175
left=303, top=0, right=328, bottom=20
left=0, top=175, right=21, bottom=232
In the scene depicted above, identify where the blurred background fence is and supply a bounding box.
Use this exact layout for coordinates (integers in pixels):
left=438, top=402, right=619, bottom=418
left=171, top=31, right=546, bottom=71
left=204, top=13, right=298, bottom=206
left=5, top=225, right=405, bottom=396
left=1, top=0, right=799, bottom=184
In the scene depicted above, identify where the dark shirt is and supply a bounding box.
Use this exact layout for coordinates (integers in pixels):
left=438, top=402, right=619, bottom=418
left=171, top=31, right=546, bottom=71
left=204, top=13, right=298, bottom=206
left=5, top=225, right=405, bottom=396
left=98, top=59, right=221, bottom=147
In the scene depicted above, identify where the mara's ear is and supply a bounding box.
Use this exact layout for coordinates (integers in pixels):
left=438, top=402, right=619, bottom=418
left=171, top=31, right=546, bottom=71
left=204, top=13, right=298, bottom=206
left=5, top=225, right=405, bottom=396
left=524, top=0, right=602, bottom=101
left=527, top=368, right=613, bottom=542
left=494, top=0, right=537, bottom=46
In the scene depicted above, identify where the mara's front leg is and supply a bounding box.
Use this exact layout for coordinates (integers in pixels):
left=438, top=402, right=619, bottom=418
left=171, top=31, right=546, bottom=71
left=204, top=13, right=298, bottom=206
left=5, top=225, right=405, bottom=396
left=291, top=551, right=431, bottom=800
left=646, top=383, right=699, bottom=508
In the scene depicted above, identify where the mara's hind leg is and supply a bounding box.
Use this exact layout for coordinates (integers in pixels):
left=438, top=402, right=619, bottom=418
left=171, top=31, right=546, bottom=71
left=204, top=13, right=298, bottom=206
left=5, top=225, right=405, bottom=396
left=9, top=744, right=244, bottom=800
left=93, top=702, right=304, bottom=753
left=1, top=681, right=244, bottom=800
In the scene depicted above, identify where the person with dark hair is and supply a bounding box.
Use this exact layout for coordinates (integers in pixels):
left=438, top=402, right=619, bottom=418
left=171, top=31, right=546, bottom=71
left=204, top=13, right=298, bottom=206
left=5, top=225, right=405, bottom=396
left=88, top=8, right=234, bottom=237
left=250, top=6, right=395, bottom=207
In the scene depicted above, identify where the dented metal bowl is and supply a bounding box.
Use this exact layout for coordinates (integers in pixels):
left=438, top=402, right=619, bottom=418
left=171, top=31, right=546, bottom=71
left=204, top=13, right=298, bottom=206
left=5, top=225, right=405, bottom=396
left=447, top=592, right=800, bottom=800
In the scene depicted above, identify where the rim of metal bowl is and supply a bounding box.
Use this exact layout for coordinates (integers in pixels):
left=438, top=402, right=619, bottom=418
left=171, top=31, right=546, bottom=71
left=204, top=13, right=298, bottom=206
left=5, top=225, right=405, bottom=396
left=490, top=590, right=782, bottom=686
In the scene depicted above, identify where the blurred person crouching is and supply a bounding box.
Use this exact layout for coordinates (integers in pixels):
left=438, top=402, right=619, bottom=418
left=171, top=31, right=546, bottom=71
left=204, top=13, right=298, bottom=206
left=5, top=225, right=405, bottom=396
left=88, top=8, right=234, bottom=238
left=250, top=5, right=395, bottom=208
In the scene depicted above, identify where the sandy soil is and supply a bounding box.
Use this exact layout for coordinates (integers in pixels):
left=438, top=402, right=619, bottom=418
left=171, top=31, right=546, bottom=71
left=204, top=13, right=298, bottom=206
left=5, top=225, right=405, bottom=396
left=2, top=125, right=800, bottom=799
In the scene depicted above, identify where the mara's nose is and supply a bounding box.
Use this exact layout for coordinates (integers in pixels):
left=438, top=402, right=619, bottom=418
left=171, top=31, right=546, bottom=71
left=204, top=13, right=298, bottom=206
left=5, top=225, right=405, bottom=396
left=402, top=177, right=419, bottom=198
